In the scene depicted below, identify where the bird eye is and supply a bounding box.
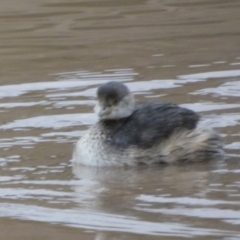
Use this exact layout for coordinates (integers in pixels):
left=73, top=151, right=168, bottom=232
left=113, top=100, right=118, bottom=105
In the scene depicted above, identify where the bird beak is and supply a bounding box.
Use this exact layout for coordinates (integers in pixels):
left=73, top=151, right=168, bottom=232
left=98, top=106, right=113, bottom=118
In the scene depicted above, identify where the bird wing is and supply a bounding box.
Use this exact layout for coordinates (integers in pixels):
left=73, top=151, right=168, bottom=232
left=111, top=102, right=200, bottom=149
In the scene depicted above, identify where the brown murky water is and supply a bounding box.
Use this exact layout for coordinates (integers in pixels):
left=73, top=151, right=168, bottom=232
left=0, top=0, right=240, bottom=239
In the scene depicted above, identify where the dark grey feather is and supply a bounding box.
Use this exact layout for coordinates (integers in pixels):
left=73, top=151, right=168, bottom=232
left=101, top=102, right=200, bottom=149
left=97, top=81, right=129, bottom=104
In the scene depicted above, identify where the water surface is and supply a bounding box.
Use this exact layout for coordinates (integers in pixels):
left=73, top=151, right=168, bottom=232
left=0, top=0, right=240, bottom=239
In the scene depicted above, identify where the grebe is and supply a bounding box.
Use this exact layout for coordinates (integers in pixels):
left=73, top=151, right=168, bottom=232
left=73, top=81, right=224, bottom=166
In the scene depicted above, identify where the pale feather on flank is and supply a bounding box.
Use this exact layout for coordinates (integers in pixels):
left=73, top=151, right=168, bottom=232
left=156, top=129, right=224, bottom=163
left=121, top=128, right=224, bottom=166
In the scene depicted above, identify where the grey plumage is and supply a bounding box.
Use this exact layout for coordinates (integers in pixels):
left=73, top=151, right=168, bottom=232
left=102, top=102, right=199, bottom=149
left=97, top=81, right=130, bottom=104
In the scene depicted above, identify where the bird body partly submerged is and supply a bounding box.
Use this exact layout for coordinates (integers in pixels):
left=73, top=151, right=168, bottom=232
left=73, top=82, right=224, bottom=166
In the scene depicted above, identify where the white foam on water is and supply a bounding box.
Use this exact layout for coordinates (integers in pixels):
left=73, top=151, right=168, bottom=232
left=53, top=100, right=95, bottom=108
left=225, top=142, right=240, bottom=150
left=0, top=188, right=73, bottom=199
left=192, top=81, right=240, bottom=97
left=179, top=70, right=240, bottom=81
left=0, top=176, right=23, bottom=182
left=0, top=101, right=49, bottom=108
left=136, top=195, right=240, bottom=206
left=46, top=88, right=98, bottom=99
left=0, top=203, right=238, bottom=237
left=0, top=69, right=134, bottom=99
left=42, top=130, right=85, bottom=138
left=0, top=113, right=97, bottom=130
left=135, top=207, right=240, bottom=221
left=0, top=80, right=99, bottom=99
left=201, top=114, right=240, bottom=128
left=181, top=102, right=240, bottom=112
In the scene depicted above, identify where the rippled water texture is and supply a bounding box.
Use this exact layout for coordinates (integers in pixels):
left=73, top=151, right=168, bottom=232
left=0, top=0, right=240, bottom=239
